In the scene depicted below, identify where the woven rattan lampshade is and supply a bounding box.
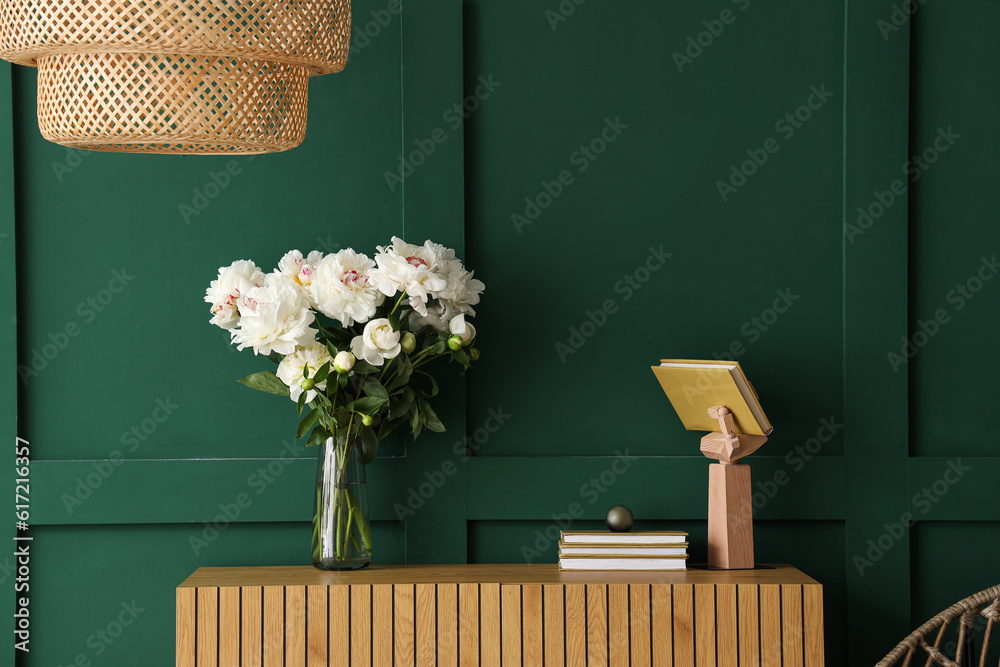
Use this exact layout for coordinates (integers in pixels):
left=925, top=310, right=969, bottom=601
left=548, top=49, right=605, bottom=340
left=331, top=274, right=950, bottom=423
left=0, top=1, right=351, bottom=154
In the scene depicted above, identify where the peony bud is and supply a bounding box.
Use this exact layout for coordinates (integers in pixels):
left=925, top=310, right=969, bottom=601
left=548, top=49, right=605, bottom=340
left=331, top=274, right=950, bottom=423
left=301, top=378, right=315, bottom=391
left=449, top=314, right=477, bottom=344
left=469, top=348, right=480, bottom=362
left=333, top=350, right=355, bottom=373
left=448, top=335, right=463, bottom=351
left=361, top=414, right=373, bottom=427
left=401, top=332, right=416, bottom=353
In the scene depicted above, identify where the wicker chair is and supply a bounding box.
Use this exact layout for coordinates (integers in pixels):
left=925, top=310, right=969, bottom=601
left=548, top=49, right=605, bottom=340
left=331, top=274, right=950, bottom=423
left=876, top=585, right=1000, bottom=667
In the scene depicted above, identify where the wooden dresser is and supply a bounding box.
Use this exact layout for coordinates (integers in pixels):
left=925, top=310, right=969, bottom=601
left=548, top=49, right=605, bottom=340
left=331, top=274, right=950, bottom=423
left=176, top=563, right=824, bottom=666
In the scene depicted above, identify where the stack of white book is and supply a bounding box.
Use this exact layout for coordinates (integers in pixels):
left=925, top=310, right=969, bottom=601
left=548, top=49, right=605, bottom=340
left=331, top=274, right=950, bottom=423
left=558, top=531, right=689, bottom=571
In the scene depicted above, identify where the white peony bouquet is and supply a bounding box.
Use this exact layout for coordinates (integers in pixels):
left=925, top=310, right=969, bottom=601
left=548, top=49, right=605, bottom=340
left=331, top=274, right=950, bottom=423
left=205, top=237, right=484, bottom=454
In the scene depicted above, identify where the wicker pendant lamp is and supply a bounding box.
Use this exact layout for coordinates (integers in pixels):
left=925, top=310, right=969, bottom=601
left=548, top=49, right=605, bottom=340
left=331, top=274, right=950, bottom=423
left=0, top=1, right=351, bottom=154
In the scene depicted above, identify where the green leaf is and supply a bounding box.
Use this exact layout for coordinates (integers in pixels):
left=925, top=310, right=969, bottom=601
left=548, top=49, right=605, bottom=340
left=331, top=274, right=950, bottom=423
left=363, top=377, right=389, bottom=401
left=347, top=396, right=387, bottom=414
left=409, top=403, right=421, bottom=433
left=358, top=428, right=378, bottom=464
left=326, top=341, right=340, bottom=358
left=386, top=355, right=413, bottom=391
left=338, top=372, right=349, bottom=388
left=314, top=362, right=331, bottom=383
left=452, top=347, right=470, bottom=365
left=416, top=371, right=439, bottom=397
left=267, top=351, right=283, bottom=364
left=419, top=398, right=446, bottom=433
left=432, top=341, right=447, bottom=355
left=389, top=311, right=400, bottom=332
left=352, top=359, right=380, bottom=375
left=238, top=371, right=290, bottom=396
left=377, top=417, right=401, bottom=443
left=297, top=408, right=322, bottom=438
left=306, top=426, right=329, bottom=448
left=390, top=387, right=416, bottom=420
left=296, top=390, right=307, bottom=416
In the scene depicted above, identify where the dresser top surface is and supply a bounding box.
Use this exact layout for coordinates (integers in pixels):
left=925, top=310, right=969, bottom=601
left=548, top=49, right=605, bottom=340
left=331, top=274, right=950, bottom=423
left=179, top=563, right=820, bottom=588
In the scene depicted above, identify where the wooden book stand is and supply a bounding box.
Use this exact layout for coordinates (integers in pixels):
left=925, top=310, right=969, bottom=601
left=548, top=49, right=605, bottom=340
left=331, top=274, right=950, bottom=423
left=700, top=406, right=767, bottom=569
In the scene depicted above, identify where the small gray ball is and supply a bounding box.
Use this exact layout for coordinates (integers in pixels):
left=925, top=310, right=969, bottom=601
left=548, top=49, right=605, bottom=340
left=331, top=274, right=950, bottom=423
left=606, top=505, right=633, bottom=532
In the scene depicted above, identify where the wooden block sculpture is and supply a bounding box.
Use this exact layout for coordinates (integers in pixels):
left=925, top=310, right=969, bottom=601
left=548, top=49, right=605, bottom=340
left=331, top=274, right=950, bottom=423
left=701, top=406, right=767, bottom=569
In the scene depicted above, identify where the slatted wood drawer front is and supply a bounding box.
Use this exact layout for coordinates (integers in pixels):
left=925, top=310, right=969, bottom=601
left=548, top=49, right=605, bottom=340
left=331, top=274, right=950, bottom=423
left=177, top=565, right=824, bottom=666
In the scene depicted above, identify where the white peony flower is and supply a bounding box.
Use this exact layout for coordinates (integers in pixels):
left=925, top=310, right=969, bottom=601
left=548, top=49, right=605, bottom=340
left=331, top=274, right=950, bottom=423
left=350, top=318, right=401, bottom=367
left=230, top=282, right=317, bottom=356
left=369, top=237, right=449, bottom=316
left=276, top=342, right=333, bottom=403
left=205, top=260, right=266, bottom=329
left=309, top=249, right=385, bottom=327
left=273, top=249, right=324, bottom=306
left=449, top=314, right=477, bottom=344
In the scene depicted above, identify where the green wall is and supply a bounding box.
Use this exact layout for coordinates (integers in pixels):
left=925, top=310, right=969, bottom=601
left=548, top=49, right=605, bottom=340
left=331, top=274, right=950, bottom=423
left=2, top=0, right=998, bottom=664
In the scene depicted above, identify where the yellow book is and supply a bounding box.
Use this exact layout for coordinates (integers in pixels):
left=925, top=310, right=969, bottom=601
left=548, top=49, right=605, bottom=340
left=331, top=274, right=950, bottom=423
left=651, top=359, right=772, bottom=436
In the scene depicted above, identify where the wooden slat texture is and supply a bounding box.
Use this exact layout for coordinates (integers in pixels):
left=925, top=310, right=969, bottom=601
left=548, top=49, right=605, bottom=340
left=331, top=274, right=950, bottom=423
left=437, top=584, right=458, bottom=667
left=263, top=587, right=284, bottom=667
left=716, top=585, right=738, bottom=667
left=738, top=584, right=760, bottom=667
left=459, top=583, right=479, bottom=667
left=176, top=587, right=195, bottom=667
left=198, top=587, right=219, bottom=666
left=565, top=585, right=587, bottom=667
left=673, top=584, right=695, bottom=667
left=373, top=584, right=393, bottom=667
left=630, top=584, right=651, bottom=667
left=415, top=584, right=436, bottom=667
left=350, top=585, right=372, bottom=667
left=286, top=586, right=306, bottom=667
left=803, top=585, right=825, bottom=666
left=219, top=587, right=241, bottom=666
left=587, top=584, right=608, bottom=667
left=608, top=584, right=629, bottom=667
left=543, top=585, right=565, bottom=667
left=325, top=586, right=345, bottom=667
left=480, top=583, right=501, bottom=666
left=523, top=585, right=543, bottom=667
left=760, top=584, right=782, bottom=667
left=242, top=587, right=263, bottom=667
left=306, top=586, right=330, bottom=667
left=782, top=585, right=804, bottom=667
left=695, top=584, right=716, bottom=667
left=502, top=584, right=522, bottom=667
left=395, top=584, right=415, bottom=667
left=178, top=565, right=825, bottom=666
left=651, top=584, right=672, bottom=667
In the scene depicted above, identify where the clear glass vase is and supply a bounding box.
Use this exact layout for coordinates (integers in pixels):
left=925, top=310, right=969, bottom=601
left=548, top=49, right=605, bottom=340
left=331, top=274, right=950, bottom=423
left=312, top=435, right=371, bottom=570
